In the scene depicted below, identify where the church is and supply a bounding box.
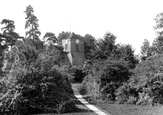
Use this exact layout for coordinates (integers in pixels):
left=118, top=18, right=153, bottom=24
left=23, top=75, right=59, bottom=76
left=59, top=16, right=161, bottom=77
left=60, top=33, right=85, bottom=65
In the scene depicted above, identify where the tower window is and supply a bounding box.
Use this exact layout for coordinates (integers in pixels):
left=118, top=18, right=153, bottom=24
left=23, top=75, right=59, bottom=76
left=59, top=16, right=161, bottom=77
left=76, top=43, right=79, bottom=52
left=65, top=44, right=67, bottom=50
left=75, top=39, right=79, bottom=52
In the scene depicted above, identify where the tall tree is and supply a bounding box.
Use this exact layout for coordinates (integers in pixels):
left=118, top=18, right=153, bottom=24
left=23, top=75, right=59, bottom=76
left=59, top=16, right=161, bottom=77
left=115, top=44, right=139, bottom=69
left=1, top=19, right=21, bottom=46
left=150, top=13, right=163, bottom=55
left=0, top=19, right=21, bottom=77
left=154, top=12, right=163, bottom=36
left=24, top=5, right=41, bottom=43
left=0, top=36, right=6, bottom=77
left=83, top=34, right=97, bottom=60
left=140, top=39, right=155, bottom=60
left=96, top=32, right=116, bottom=60
left=141, top=39, right=150, bottom=56
left=152, top=36, right=163, bottom=54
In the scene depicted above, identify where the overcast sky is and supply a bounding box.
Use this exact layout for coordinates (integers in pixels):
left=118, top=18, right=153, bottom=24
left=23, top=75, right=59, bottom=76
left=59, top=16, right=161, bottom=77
left=0, top=0, right=163, bottom=54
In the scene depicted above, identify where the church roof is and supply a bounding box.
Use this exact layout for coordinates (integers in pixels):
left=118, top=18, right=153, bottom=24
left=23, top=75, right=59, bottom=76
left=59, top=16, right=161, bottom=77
left=67, top=32, right=84, bottom=41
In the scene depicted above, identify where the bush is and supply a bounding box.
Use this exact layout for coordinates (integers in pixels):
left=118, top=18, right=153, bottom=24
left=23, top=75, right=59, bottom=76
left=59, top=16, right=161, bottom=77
left=78, top=84, right=88, bottom=95
left=82, top=58, right=131, bottom=102
left=99, top=58, right=131, bottom=101
left=68, top=66, right=86, bottom=83
left=115, top=83, right=138, bottom=104
left=116, top=72, right=163, bottom=105
left=128, top=54, right=163, bottom=105
left=0, top=40, right=75, bottom=114
left=56, top=65, right=75, bottom=83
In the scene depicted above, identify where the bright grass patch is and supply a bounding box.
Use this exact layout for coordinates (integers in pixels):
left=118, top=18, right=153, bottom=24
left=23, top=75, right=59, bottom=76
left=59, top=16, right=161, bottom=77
left=95, top=103, right=163, bottom=115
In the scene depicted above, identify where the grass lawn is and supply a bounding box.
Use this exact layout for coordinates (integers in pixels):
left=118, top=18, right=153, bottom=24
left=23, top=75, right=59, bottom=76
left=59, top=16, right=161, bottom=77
left=33, top=97, right=96, bottom=115
left=94, top=103, right=163, bottom=115
left=77, top=83, right=163, bottom=115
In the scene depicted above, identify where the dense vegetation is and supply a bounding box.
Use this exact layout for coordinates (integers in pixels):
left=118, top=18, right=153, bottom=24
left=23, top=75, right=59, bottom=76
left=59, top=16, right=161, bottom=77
left=1, top=4, right=163, bottom=115
left=0, top=5, right=75, bottom=114
left=79, top=12, right=163, bottom=106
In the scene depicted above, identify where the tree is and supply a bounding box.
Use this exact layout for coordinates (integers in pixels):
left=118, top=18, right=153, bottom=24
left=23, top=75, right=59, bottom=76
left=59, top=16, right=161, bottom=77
left=96, top=32, right=116, bottom=60
left=154, top=12, right=163, bottom=35
left=140, top=39, right=155, bottom=60
left=151, top=13, right=163, bottom=55
left=115, top=44, right=139, bottom=69
left=83, top=34, right=97, bottom=60
left=0, top=37, right=75, bottom=114
left=141, top=39, right=150, bottom=56
left=43, top=32, right=57, bottom=44
left=0, top=37, right=6, bottom=77
left=152, top=36, right=163, bottom=54
left=0, top=19, right=21, bottom=77
left=24, top=5, right=41, bottom=43
left=1, top=19, right=22, bottom=47
left=57, top=31, right=71, bottom=43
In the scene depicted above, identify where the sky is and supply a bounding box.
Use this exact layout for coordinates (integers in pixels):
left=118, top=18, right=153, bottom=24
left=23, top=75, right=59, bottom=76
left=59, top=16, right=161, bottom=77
left=0, top=0, right=163, bottom=54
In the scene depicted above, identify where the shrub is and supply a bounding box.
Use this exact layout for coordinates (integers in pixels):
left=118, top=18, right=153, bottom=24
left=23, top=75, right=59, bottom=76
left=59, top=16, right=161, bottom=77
left=99, top=58, right=131, bottom=101
left=130, top=54, right=163, bottom=105
left=115, top=83, right=138, bottom=104
left=0, top=69, right=75, bottom=114
left=78, top=84, right=88, bottom=95
left=133, top=54, right=163, bottom=82
left=68, top=66, right=86, bottom=83
left=55, top=65, right=75, bottom=83
left=82, top=58, right=131, bottom=102
left=0, top=40, right=75, bottom=114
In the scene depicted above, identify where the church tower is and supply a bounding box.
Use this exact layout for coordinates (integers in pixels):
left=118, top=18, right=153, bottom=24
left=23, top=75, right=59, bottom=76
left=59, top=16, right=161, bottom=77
left=61, top=33, right=84, bottom=65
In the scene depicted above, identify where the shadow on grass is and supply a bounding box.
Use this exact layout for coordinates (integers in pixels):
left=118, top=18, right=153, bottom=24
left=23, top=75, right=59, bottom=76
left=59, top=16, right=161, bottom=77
left=32, top=96, right=93, bottom=115
left=63, top=97, right=93, bottom=114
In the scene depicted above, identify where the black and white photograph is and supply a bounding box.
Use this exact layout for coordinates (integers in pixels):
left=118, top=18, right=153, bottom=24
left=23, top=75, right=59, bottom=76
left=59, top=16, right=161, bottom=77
left=0, top=0, right=163, bottom=115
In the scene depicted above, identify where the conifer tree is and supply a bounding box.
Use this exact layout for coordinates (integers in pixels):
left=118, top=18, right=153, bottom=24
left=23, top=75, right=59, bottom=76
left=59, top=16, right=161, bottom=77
left=24, top=5, right=41, bottom=43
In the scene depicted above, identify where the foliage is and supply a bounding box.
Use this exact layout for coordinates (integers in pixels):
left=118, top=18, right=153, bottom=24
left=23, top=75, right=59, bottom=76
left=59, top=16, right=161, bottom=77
left=1, top=19, right=21, bottom=45
left=24, top=5, right=41, bottom=45
left=100, top=58, right=131, bottom=101
left=0, top=39, right=7, bottom=77
left=0, top=39, right=75, bottom=114
left=146, top=13, right=163, bottom=56
left=0, top=19, right=22, bottom=77
left=154, top=12, right=163, bottom=35
left=43, top=43, right=67, bottom=66
left=115, top=83, right=138, bottom=104
left=152, top=35, right=163, bottom=54
left=140, top=39, right=154, bottom=61
left=57, top=31, right=71, bottom=44
left=56, top=65, right=75, bottom=82
left=0, top=7, right=75, bottom=114
left=82, top=57, right=131, bottom=102
left=133, top=54, right=163, bottom=82
left=83, top=34, right=97, bottom=60
left=81, top=32, right=138, bottom=102
left=43, top=32, right=57, bottom=44
left=114, top=44, right=139, bottom=69
left=114, top=54, right=163, bottom=105
left=140, top=13, right=163, bottom=59
left=96, top=32, right=117, bottom=60
left=67, top=66, right=86, bottom=83
left=78, top=84, right=88, bottom=95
